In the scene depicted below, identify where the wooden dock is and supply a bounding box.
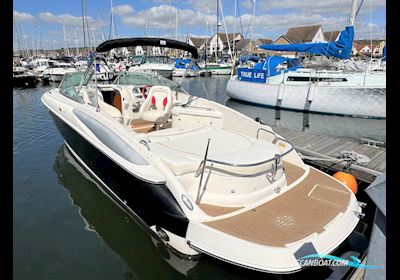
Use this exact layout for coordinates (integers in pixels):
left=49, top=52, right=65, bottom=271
left=271, top=126, right=386, bottom=183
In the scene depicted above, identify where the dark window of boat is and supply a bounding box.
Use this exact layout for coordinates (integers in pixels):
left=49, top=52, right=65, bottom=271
left=286, top=76, right=348, bottom=82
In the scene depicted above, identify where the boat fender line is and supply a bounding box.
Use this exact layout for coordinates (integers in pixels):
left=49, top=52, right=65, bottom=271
left=336, top=150, right=371, bottom=165
left=299, top=150, right=371, bottom=165
left=307, top=82, right=317, bottom=102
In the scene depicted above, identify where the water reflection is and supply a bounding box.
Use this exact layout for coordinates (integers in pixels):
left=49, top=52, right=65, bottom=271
left=225, top=99, right=386, bottom=144
left=178, top=76, right=385, bottom=144
left=53, top=145, right=272, bottom=279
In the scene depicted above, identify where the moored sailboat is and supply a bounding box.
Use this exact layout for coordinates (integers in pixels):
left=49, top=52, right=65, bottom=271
left=226, top=0, right=385, bottom=119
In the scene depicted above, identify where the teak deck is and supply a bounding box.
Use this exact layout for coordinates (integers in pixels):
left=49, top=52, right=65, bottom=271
left=199, top=204, right=243, bottom=217
left=205, top=164, right=351, bottom=247
left=131, top=119, right=155, bottom=133
left=198, top=161, right=303, bottom=217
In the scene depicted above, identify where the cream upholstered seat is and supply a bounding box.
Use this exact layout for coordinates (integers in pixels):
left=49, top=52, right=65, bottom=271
left=81, top=87, right=123, bottom=122
left=139, top=86, right=173, bottom=125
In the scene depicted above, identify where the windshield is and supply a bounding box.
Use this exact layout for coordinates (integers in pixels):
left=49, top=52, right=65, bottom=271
left=130, top=56, right=144, bottom=64
left=113, top=71, right=186, bottom=93
left=58, top=71, right=94, bottom=102
left=146, top=56, right=171, bottom=64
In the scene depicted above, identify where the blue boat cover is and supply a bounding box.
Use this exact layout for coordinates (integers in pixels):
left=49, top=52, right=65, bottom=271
left=237, top=56, right=302, bottom=83
left=174, top=58, right=200, bottom=70
left=382, top=46, right=386, bottom=61
left=258, top=26, right=354, bottom=59
left=238, top=55, right=260, bottom=63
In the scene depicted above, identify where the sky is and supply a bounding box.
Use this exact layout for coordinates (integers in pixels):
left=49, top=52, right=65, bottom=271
left=13, top=0, right=386, bottom=51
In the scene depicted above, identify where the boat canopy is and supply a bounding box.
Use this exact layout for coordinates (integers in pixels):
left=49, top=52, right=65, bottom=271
left=237, top=56, right=302, bottom=83
left=258, top=26, right=354, bottom=59
left=96, top=37, right=199, bottom=59
left=238, top=55, right=260, bottom=64
left=174, top=58, right=200, bottom=70
left=253, top=56, right=302, bottom=76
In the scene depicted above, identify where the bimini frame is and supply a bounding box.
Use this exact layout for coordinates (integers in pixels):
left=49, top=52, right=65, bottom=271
left=77, top=37, right=199, bottom=103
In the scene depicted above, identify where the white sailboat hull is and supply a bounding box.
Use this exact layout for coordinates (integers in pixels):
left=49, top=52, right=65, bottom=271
left=226, top=76, right=386, bottom=118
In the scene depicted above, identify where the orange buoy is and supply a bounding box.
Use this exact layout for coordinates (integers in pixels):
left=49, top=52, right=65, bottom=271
left=333, top=171, right=358, bottom=194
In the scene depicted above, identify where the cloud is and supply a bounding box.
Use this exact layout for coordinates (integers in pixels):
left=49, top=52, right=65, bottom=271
left=121, top=5, right=212, bottom=30
left=39, top=12, right=107, bottom=28
left=13, top=11, right=35, bottom=23
left=39, top=12, right=86, bottom=26
left=185, top=0, right=217, bottom=14
left=269, top=0, right=385, bottom=16
left=240, top=0, right=255, bottom=11
left=112, top=4, right=135, bottom=16
left=354, top=20, right=385, bottom=39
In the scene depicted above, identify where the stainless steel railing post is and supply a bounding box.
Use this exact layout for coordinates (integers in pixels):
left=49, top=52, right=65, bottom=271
left=195, top=138, right=211, bottom=204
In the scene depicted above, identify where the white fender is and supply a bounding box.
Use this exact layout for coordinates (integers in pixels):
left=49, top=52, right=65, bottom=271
left=307, top=82, right=317, bottom=102
left=277, top=82, right=285, bottom=101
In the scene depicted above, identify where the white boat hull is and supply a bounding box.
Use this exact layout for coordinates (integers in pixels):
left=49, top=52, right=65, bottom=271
left=226, top=78, right=386, bottom=118
left=172, top=68, right=200, bottom=77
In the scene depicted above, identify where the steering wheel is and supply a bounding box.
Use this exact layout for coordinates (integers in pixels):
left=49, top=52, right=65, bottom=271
left=140, top=84, right=153, bottom=99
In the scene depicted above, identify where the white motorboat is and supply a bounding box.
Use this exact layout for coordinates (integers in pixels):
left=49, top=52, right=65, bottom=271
left=201, top=62, right=232, bottom=75
left=129, top=55, right=174, bottom=79
left=13, top=66, right=37, bottom=87
left=30, top=58, right=51, bottom=77
left=42, top=61, right=78, bottom=82
left=92, top=57, right=115, bottom=81
left=172, top=58, right=201, bottom=77
left=42, top=37, right=363, bottom=274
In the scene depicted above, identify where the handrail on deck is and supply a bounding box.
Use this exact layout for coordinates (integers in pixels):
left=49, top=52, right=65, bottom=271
left=256, top=127, right=278, bottom=143
left=194, top=139, right=294, bottom=173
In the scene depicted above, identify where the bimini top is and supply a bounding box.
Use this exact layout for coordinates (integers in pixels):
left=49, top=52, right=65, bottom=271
left=96, top=37, right=199, bottom=59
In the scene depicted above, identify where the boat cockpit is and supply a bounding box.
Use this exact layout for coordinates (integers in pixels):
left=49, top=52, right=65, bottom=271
left=59, top=71, right=302, bottom=213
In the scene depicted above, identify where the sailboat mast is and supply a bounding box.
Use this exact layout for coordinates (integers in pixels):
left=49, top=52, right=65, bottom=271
left=349, top=0, right=358, bottom=26
left=109, top=0, right=116, bottom=40
left=216, top=0, right=219, bottom=61
left=50, top=35, right=54, bottom=57
left=14, top=21, right=22, bottom=57
left=250, top=0, right=256, bottom=51
left=73, top=30, right=79, bottom=56
left=63, top=24, right=70, bottom=56
left=81, top=0, right=87, bottom=54
left=233, top=0, right=236, bottom=57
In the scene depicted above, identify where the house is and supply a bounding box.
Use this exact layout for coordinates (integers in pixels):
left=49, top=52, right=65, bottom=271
left=135, top=46, right=144, bottom=56
left=258, top=34, right=299, bottom=58
left=254, top=38, right=273, bottom=46
left=351, top=42, right=364, bottom=56
left=324, top=30, right=340, bottom=42
left=251, top=38, right=273, bottom=56
left=207, top=32, right=243, bottom=56
left=358, top=45, right=374, bottom=56
left=187, top=37, right=208, bottom=51
left=372, top=41, right=386, bottom=58
left=285, top=25, right=326, bottom=43
left=352, top=40, right=385, bottom=57
left=273, top=35, right=301, bottom=45
left=152, top=46, right=162, bottom=56
left=234, top=39, right=256, bottom=55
